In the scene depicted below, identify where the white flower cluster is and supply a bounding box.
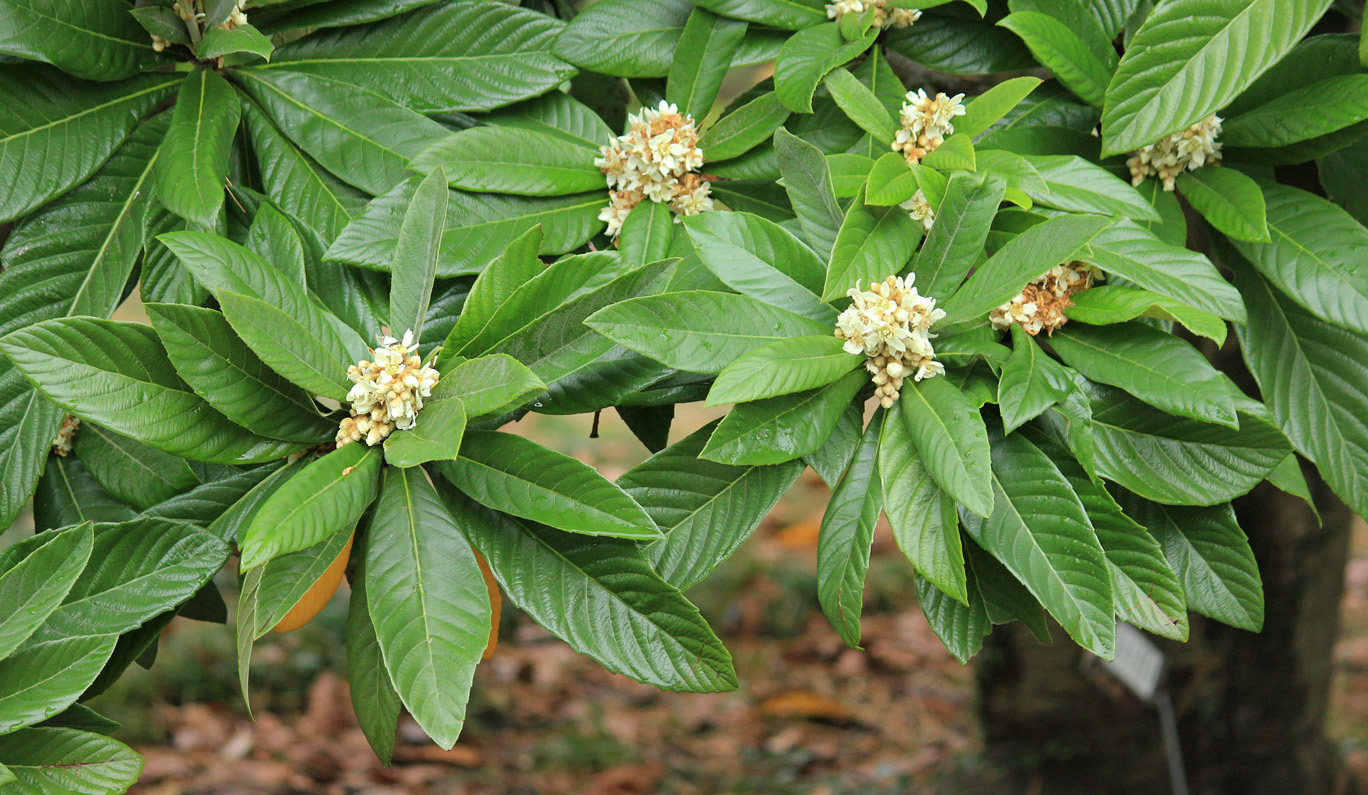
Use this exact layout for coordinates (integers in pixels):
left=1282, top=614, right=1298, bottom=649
left=1127, top=115, right=1222, bottom=191
left=989, top=262, right=1103, bottom=336
left=835, top=275, right=946, bottom=408
left=825, top=0, right=921, bottom=29
left=51, top=414, right=79, bottom=457
left=901, top=189, right=936, bottom=234
left=595, top=101, right=713, bottom=238
left=893, top=89, right=966, bottom=165
left=336, top=331, right=440, bottom=448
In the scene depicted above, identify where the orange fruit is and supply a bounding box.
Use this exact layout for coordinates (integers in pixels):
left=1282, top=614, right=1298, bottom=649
left=272, top=532, right=355, bottom=633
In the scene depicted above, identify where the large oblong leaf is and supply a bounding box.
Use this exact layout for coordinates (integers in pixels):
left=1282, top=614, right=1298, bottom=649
left=263, top=1, right=573, bottom=111
left=0, top=524, right=93, bottom=659
left=880, top=412, right=965, bottom=604
left=623, top=422, right=804, bottom=590
left=1100, top=0, right=1333, bottom=155
left=366, top=468, right=489, bottom=750
left=153, top=69, right=239, bottom=228
left=897, top=377, right=995, bottom=518
left=0, top=727, right=141, bottom=794
left=706, top=336, right=861, bottom=405
left=441, top=490, right=737, bottom=693
left=1228, top=181, right=1368, bottom=335
left=999, top=11, right=1114, bottom=108
left=411, top=128, right=601, bottom=196
left=966, top=432, right=1114, bottom=658
left=1086, top=219, right=1246, bottom=321
left=146, top=304, right=334, bottom=443
left=553, top=0, right=692, bottom=78
left=701, top=370, right=864, bottom=466
left=238, top=444, right=382, bottom=569
left=0, top=1, right=155, bottom=80
left=817, top=414, right=883, bottom=648
left=345, top=545, right=400, bottom=765
left=434, top=431, right=660, bottom=540
left=0, top=634, right=117, bottom=734
left=821, top=188, right=921, bottom=301
left=586, top=290, right=830, bottom=374
left=0, top=319, right=303, bottom=465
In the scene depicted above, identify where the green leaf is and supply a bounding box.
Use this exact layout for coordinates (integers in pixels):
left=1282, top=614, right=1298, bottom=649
left=822, top=188, right=921, bottom=301
left=197, top=25, right=274, bottom=61
left=1067, top=285, right=1228, bottom=345
left=707, top=336, right=861, bottom=405
left=1230, top=253, right=1368, bottom=519
left=554, top=0, right=692, bottom=78
left=897, top=376, right=994, bottom=518
left=824, top=68, right=898, bottom=144
left=1100, top=0, right=1333, bottom=156
left=699, top=92, right=791, bottom=162
left=328, top=181, right=602, bottom=276
left=441, top=490, right=737, bottom=692
left=885, top=6, right=1034, bottom=75
left=940, top=214, right=1111, bottom=324
left=1228, top=181, right=1368, bottom=335
left=999, top=11, right=1115, bottom=108
left=435, top=431, right=659, bottom=539
left=37, top=703, right=119, bottom=736
left=0, top=727, right=141, bottom=794
left=1021, top=155, right=1160, bottom=220
left=1175, top=167, right=1269, bottom=242
left=619, top=202, right=675, bottom=267
left=775, top=23, right=877, bottom=113
left=74, top=424, right=198, bottom=510
left=345, top=544, right=400, bottom=765
left=366, top=468, right=488, bottom=750
left=997, top=326, right=1073, bottom=434
left=804, top=401, right=862, bottom=487
left=0, top=635, right=116, bottom=734
left=1087, top=385, right=1290, bottom=505
left=235, top=70, right=450, bottom=195
left=0, top=524, right=92, bottom=659
left=1318, top=136, right=1368, bottom=227
left=967, top=431, right=1114, bottom=658
left=1086, top=220, right=1246, bottom=321
left=436, top=226, right=544, bottom=361
left=667, top=8, right=747, bottom=120
left=431, top=355, right=545, bottom=419
left=587, top=290, right=829, bottom=374
left=248, top=520, right=355, bottom=636
left=31, top=456, right=135, bottom=533
left=152, top=70, right=239, bottom=228
left=690, top=0, right=826, bottom=29
left=238, top=444, right=382, bottom=569
left=683, top=216, right=832, bottom=322
left=411, top=128, right=601, bottom=196
left=916, top=569, right=990, bottom=663
left=623, top=422, right=804, bottom=590
left=913, top=171, right=1008, bottom=298
left=383, top=400, right=466, bottom=468
left=0, top=0, right=156, bottom=80
left=246, top=204, right=308, bottom=286
left=958, top=76, right=1043, bottom=139
left=0, top=319, right=302, bottom=464
left=880, top=406, right=966, bottom=603
left=160, top=230, right=368, bottom=394
left=1223, top=74, right=1368, bottom=149
left=240, top=98, right=369, bottom=243
left=264, top=0, right=574, bottom=111
left=0, top=69, right=174, bottom=224
left=701, top=369, right=865, bottom=465
left=1052, top=322, right=1237, bottom=427
left=1115, top=491, right=1263, bottom=631
left=817, top=414, right=883, bottom=648
left=1034, top=434, right=1188, bottom=640
left=41, top=518, right=230, bottom=638
left=388, top=167, right=447, bottom=339
left=920, top=133, right=977, bottom=172
left=773, top=128, right=844, bottom=259
left=145, top=304, right=334, bottom=443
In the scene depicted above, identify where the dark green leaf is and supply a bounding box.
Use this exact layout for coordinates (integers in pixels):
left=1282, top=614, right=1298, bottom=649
left=896, top=376, right=994, bottom=518
left=388, top=167, right=447, bottom=338
left=817, top=414, right=883, bottom=647
left=997, top=325, right=1072, bottom=434
left=411, top=128, right=601, bottom=196
left=0, top=523, right=92, bottom=659
left=0, top=0, right=157, bottom=80
left=346, top=543, right=400, bottom=765
left=0, top=727, right=141, bottom=793
left=881, top=407, right=965, bottom=603
left=701, top=369, right=864, bottom=465
left=706, top=336, right=861, bottom=405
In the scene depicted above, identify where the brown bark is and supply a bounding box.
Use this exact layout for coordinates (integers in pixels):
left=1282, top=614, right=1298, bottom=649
left=977, top=470, right=1357, bottom=795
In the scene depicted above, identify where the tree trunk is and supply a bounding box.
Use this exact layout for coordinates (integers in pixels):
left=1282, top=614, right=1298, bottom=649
left=976, top=472, right=1358, bottom=795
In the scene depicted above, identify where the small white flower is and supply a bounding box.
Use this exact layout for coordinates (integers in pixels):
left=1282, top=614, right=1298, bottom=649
left=892, top=89, right=966, bottom=164
left=901, top=189, right=936, bottom=234
left=834, top=274, right=946, bottom=407
left=1127, top=115, right=1222, bottom=191
left=989, top=262, right=1102, bottom=336
left=826, top=0, right=921, bottom=28
left=337, top=331, right=440, bottom=447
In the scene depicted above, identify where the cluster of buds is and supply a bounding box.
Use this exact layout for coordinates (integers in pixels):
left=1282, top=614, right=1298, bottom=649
left=51, top=414, right=79, bottom=457
left=151, top=0, right=248, bottom=51
left=893, top=89, right=966, bottom=165
left=595, top=101, right=713, bottom=238
left=825, top=0, right=921, bottom=29
left=1127, top=115, right=1222, bottom=191
left=336, top=331, right=440, bottom=448
left=901, top=189, right=936, bottom=234
left=835, top=275, right=946, bottom=408
left=989, top=262, right=1103, bottom=336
